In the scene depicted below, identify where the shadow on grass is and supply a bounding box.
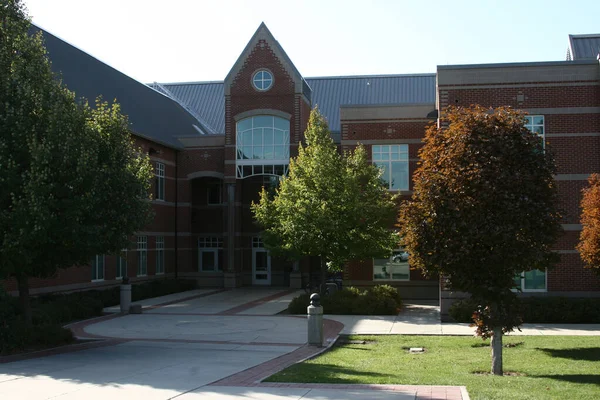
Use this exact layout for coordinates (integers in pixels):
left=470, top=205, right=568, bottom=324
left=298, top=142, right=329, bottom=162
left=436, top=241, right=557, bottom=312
left=531, top=374, right=600, bottom=386
left=269, top=363, right=388, bottom=383
left=536, top=347, right=600, bottom=361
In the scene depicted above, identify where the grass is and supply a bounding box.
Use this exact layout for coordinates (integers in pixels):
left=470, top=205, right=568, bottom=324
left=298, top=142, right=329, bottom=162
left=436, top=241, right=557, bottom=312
left=266, top=335, right=600, bottom=400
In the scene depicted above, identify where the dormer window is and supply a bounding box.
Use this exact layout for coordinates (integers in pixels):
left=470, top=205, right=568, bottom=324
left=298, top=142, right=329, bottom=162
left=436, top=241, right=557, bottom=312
left=252, top=69, right=273, bottom=91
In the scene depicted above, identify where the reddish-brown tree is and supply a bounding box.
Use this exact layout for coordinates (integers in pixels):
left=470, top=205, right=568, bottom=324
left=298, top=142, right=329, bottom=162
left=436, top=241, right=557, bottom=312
left=577, top=174, right=600, bottom=274
left=400, top=106, right=562, bottom=375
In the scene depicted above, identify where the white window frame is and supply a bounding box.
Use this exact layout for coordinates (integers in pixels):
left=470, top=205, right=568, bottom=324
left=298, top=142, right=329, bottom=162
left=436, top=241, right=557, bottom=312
left=524, top=115, right=545, bottom=150
left=252, top=69, right=273, bottom=91
left=235, top=115, right=290, bottom=179
left=156, top=236, right=165, bottom=275
left=137, top=236, right=148, bottom=276
left=155, top=162, right=165, bottom=201
left=372, top=144, right=409, bottom=191
left=91, top=255, right=105, bottom=282
left=373, top=248, right=410, bottom=281
left=116, top=249, right=127, bottom=280
left=514, top=269, right=547, bottom=292
left=198, top=237, right=223, bottom=272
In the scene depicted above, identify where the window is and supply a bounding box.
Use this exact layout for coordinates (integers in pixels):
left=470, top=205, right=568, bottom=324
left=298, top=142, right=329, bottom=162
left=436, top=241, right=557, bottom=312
left=198, top=237, right=224, bottom=272
left=91, top=255, right=105, bottom=281
left=252, top=70, right=273, bottom=91
left=373, top=249, right=409, bottom=281
left=155, top=162, right=165, bottom=200
left=252, top=237, right=265, bottom=248
left=156, top=236, right=165, bottom=274
left=236, top=115, right=290, bottom=178
left=117, top=250, right=127, bottom=279
left=207, top=183, right=221, bottom=205
left=514, top=269, right=546, bottom=292
left=137, top=236, right=147, bottom=276
left=372, top=145, right=409, bottom=191
left=524, top=115, right=544, bottom=138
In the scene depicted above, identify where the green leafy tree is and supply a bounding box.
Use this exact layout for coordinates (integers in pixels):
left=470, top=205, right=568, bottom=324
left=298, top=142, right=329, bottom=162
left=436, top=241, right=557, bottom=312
left=252, top=107, right=398, bottom=289
left=399, top=106, right=562, bottom=375
left=577, top=174, right=600, bottom=274
left=0, top=1, right=153, bottom=324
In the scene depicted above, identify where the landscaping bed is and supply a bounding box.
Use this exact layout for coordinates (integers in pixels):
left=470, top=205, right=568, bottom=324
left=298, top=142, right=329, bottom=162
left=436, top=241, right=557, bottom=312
left=450, top=297, right=600, bottom=323
left=287, top=285, right=402, bottom=315
left=266, top=335, right=600, bottom=399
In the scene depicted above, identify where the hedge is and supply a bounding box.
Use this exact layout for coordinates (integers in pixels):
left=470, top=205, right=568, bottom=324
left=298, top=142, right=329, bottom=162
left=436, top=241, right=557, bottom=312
left=288, top=285, right=402, bottom=315
left=449, top=296, right=600, bottom=324
left=1, top=278, right=197, bottom=355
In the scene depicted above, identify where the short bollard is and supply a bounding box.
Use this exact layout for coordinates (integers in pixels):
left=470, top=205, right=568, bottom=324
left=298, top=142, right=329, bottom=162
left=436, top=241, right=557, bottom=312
left=307, top=293, right=324, bottom=346
left=120, top=278, right=132, bottom=314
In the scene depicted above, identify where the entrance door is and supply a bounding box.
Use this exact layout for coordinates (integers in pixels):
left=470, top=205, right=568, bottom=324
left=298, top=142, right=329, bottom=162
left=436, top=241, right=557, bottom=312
left=252, top=248, right=271, bottom=285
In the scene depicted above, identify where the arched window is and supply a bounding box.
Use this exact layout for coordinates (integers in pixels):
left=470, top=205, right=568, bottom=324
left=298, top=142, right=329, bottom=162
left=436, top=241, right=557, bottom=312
left=236, top=115, right=290, bottom=178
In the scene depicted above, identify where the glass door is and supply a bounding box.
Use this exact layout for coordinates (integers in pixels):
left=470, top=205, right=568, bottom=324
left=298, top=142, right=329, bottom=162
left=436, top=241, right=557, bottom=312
left=252, top=248, right=271, bottom=285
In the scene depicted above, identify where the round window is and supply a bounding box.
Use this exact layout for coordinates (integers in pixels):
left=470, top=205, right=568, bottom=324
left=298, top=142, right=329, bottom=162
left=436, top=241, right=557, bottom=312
left=252, top=70, right=273, bottom=91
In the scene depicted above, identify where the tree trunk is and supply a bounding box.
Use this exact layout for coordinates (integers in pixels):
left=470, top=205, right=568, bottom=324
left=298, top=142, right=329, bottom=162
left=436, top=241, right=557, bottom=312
left=320, top=256, right=328, bottom=294
left=17, top=275, right=32, bottom=326
left=491, top=327, right=503, bottom=375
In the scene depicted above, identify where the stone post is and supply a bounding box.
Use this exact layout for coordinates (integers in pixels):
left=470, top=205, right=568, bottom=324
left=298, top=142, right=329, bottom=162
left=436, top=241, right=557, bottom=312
left=120, top=277, right=132, bottom=314
left=307, top=293, right=324, bottom=346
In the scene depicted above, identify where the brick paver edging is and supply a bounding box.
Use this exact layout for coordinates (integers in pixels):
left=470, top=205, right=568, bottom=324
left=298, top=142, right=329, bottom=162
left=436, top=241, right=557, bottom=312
left=241, top=383, right=469, bottom=400
left=209, top=317, right=344, bottom=386
left=218, top=289, right=298, bottom=315
left=143, top=288, right=228, bottom=311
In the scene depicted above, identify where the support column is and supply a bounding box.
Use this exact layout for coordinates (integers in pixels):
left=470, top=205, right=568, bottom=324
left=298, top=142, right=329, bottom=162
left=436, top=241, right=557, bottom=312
left=224, top=182, right=241, bottom=287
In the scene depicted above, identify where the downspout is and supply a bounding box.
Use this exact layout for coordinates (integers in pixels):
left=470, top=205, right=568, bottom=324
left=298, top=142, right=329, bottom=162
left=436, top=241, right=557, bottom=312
left=174, top=150, right=179, bottom=279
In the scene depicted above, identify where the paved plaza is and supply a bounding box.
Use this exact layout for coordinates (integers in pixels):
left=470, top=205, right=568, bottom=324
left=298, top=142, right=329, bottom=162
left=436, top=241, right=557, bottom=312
left=2, top=288, right=600, bottom=399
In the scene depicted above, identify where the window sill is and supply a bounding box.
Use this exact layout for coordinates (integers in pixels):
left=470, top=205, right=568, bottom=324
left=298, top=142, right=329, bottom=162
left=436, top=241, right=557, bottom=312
left=155, top=272, right=164, bottom=275
left=373, top=278, right=410, bottom=282
left=91, top=279, right=105, bottom=283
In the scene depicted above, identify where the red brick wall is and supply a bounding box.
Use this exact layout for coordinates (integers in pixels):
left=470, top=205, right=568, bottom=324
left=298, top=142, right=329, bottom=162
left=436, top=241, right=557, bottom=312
left=443, top=84, right=599, bottom=109
left=438, top=70, right=600, bottom=292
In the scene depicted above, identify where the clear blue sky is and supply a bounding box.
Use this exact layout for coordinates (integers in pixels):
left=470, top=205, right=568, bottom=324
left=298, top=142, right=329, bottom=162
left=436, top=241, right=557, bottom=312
left=24, top=0, right=600, bottom=84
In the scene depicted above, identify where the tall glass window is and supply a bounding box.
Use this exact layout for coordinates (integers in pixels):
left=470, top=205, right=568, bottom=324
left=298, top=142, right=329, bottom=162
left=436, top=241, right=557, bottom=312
left=137, top=236, right=147, bottom=276
left=117, top=250, right=127, bottom=279
left=156, top=236, right=165, bottom=274
left=91, top=255, right=105, bottom=281
left=155, top=162, right=165, bottom=200
left=372, top=144, right=409, bottom=191
left=236, top=115, right=290, bottom=178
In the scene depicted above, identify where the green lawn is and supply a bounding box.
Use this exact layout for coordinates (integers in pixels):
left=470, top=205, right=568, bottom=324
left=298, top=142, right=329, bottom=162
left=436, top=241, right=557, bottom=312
left=266, top=335, right=600, bottom=400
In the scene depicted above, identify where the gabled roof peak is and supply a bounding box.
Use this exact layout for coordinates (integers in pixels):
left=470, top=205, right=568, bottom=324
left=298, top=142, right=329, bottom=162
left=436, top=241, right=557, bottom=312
left=224, top=22, right=308, bottom=97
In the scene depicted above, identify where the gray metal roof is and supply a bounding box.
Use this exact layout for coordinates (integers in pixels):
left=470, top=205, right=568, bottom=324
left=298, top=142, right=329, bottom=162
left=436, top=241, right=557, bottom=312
left=569, top=34, right=600, bottom=60
left=154, top=74, right=436, bottom=133
left=36, top=26, right=202, bottom=149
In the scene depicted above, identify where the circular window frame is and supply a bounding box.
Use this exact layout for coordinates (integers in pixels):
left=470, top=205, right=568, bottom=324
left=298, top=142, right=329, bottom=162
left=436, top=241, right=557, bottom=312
left=251, top=69, right=274, bottom=92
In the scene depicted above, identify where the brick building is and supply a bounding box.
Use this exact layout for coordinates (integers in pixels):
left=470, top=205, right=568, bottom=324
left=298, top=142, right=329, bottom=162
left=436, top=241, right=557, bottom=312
left=4, top=24, right=600, bottom=307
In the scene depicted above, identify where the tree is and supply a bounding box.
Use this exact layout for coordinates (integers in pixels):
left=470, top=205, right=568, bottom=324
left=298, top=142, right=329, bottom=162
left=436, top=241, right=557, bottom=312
left=577, top=174, right=600, bottom=274
left=0, top=1, right=154, bottom=324
left=252, top=107, right=398, bottom=289
left=399, top=106, right=562, bottom=375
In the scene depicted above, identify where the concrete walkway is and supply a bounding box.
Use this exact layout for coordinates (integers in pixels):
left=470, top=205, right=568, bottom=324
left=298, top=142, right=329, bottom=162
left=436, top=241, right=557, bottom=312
left=14, top=288, right=600, bottom=400
left=326, top=302, right=600, bottom=336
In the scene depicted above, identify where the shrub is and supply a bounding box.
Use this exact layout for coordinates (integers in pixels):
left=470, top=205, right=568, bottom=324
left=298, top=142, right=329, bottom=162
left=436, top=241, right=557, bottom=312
left=449, top=297, right=600, bottom=323
left=287, top=285, right=401, bottom=315
left=0, top=320, right=74, bottom=355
